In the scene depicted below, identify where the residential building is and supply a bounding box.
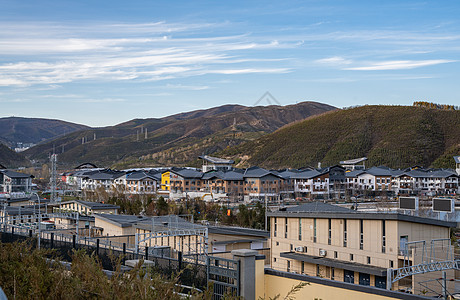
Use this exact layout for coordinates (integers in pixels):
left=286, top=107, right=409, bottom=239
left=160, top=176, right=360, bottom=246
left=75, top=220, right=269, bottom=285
left=391, top=169, right=458, bottom=196
left=346, top=166, right=392, bottom=194
left=125, top=171, right=158, bottom=194
left=0, top=169, right=33, bottom=194
left=160, top=168, right=203, bottom=193
left=201, top=170, right=245, bottom=199
left=292, top=166, right=346, bottom=199
left=58, top=199, right=119, bottom=215
left=80, top=169, right=125, bottom=192
left=268, top=202, right=456, bottom=295
left=243, top=167, right=283, bottom=202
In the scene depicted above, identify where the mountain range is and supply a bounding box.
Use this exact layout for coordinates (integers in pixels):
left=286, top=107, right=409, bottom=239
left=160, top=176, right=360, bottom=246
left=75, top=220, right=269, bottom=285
left=17, top=101, right=336, bottom=168
left=0, top=117, right=89, bottom=147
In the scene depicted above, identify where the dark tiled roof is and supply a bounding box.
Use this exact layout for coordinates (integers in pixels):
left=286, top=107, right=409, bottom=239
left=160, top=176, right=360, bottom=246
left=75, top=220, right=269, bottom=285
left=0, top=170, right=33, bottom=178
left=170, top=168, right=203, bottom=179
left=290, top=169, right=322, bottom=179
left=244, top=167, right=283, bottom=179
left=86, top=170, right=125, bottom=180
left=126, top=171, right=156, bottom=181
left=365, top=167, right=392, bottom=176
left=345, top=170, right=365, bottom=177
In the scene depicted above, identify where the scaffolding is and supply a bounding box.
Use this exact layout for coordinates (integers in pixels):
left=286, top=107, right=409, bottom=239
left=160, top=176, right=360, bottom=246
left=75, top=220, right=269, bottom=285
left=134, top=215, right=208, bottom=262
left=387, top=238, right=459, bottom=296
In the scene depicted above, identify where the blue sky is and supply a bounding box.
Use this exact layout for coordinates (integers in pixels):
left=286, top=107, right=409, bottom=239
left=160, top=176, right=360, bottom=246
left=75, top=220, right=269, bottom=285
left=1, top=0, right=459, bottom=126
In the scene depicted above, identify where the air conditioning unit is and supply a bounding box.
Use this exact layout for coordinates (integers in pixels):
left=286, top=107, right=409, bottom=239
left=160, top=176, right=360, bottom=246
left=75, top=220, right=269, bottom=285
left=319, top=249, right=327, bottom=257
left=295, top=246, right=304, bottom=252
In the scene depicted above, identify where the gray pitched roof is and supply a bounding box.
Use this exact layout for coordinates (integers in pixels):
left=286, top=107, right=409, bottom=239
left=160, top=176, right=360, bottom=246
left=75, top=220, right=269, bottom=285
left=345, top=170, right=365, bottom=178
left=365, top=166, right=392, bottom=176
left=86, top=170, right=125, bottom=180
left=290, top=169, right=322, bottom=179
left=0, top=170, right=33, bottom=178
left=170, top=168, right=203, bottom=179
left=454, top=156, right=460, bottom=164
left=244, top=167, right=283, bottom=179
left=126, top=171, right=156, bottom=181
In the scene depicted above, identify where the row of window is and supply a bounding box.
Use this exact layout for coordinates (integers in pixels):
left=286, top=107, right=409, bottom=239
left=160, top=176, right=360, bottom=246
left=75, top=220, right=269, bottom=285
left=275, top=217, right=387, bottom=253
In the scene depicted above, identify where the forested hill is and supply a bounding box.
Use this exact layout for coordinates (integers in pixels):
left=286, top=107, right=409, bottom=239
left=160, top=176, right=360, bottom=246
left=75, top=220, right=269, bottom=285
left=220, top=105, right=460, bottom=169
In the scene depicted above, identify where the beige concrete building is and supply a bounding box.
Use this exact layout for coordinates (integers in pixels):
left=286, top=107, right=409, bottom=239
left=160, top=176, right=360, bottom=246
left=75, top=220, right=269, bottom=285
left=268, top=202, right=456, bottom=296
left=58, top=200, right=119, bottom=215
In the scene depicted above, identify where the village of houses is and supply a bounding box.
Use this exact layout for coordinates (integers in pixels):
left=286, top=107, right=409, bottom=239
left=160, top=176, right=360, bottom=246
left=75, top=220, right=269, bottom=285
left=1, top=155, right=460, bottom=299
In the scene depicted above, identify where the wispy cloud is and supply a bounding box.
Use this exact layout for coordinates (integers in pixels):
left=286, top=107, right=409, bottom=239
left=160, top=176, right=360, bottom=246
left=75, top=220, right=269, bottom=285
left=315, top=56, right=353, bottom=66
left=345, top=59, right=455, bottom=71
left=0, top=21, right=292, bottom=87
left=165, top=84, right=210, bottom=90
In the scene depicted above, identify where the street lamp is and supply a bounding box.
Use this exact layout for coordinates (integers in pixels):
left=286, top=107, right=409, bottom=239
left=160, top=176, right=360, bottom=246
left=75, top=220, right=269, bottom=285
left=32, top=192, right=41, bottom=249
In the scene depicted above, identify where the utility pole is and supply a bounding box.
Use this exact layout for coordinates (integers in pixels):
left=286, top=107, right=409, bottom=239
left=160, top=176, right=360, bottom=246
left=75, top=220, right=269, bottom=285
left=50, top=154, right=57, bottom=203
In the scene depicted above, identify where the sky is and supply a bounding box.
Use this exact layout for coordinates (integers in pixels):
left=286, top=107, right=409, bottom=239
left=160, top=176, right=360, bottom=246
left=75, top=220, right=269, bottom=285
left=1, top=0, right=459, bottom=127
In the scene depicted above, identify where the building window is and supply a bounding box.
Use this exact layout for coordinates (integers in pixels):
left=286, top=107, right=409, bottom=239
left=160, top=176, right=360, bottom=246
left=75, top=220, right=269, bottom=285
left=331, top=267, right=335, bottom=280
left=298, top=218, right=302, bottom=241
left=344, top=270, right=354, bottom=283
left=359, top=273, right=370, bottom=286
left=313, top=218, right=317, bottom=243
left=274, top=257, right=276, bottom=262
left=328, top=218, right=332, bottom=245
left=290, top=244, right=293, bottom=251
left=276, top=241, right=279, bottom=246
left=350, top=254, right=354, bottom=261
left=359, top=219, right=364, bottom=250
left=316, top=264, right=320, bottom=277
left=367, top=256, right=371, bottom=264
left=343, top=219, right=347, bottom=247
left=274, top=218, right=277, bottom=237
left=334, top=251, right=338, bottom=259
left=301, top=262, right=305, bottom=274
left=390, top=260, right=394, bottom=268
left=285, top=218, right=288, bottom=238
left=304, top=246, right=308, bottom=253
left=382, top=220, right=386, bottom=253
left=287, top=260, right=291, bottom=272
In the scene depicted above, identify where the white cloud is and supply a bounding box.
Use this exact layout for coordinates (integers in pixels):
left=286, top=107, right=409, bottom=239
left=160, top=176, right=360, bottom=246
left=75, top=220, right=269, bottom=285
left=0, top=21, right=295, bottom=86
left=345, top=59, right=455, bottom=71
left=165, top=84, right=210, bottom=90
left=315, top=56, right=353, bottom=66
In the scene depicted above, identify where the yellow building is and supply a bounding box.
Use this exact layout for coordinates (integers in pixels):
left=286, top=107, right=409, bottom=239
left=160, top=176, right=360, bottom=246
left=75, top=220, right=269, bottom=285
left=268, top=202, right=456, bottom=296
